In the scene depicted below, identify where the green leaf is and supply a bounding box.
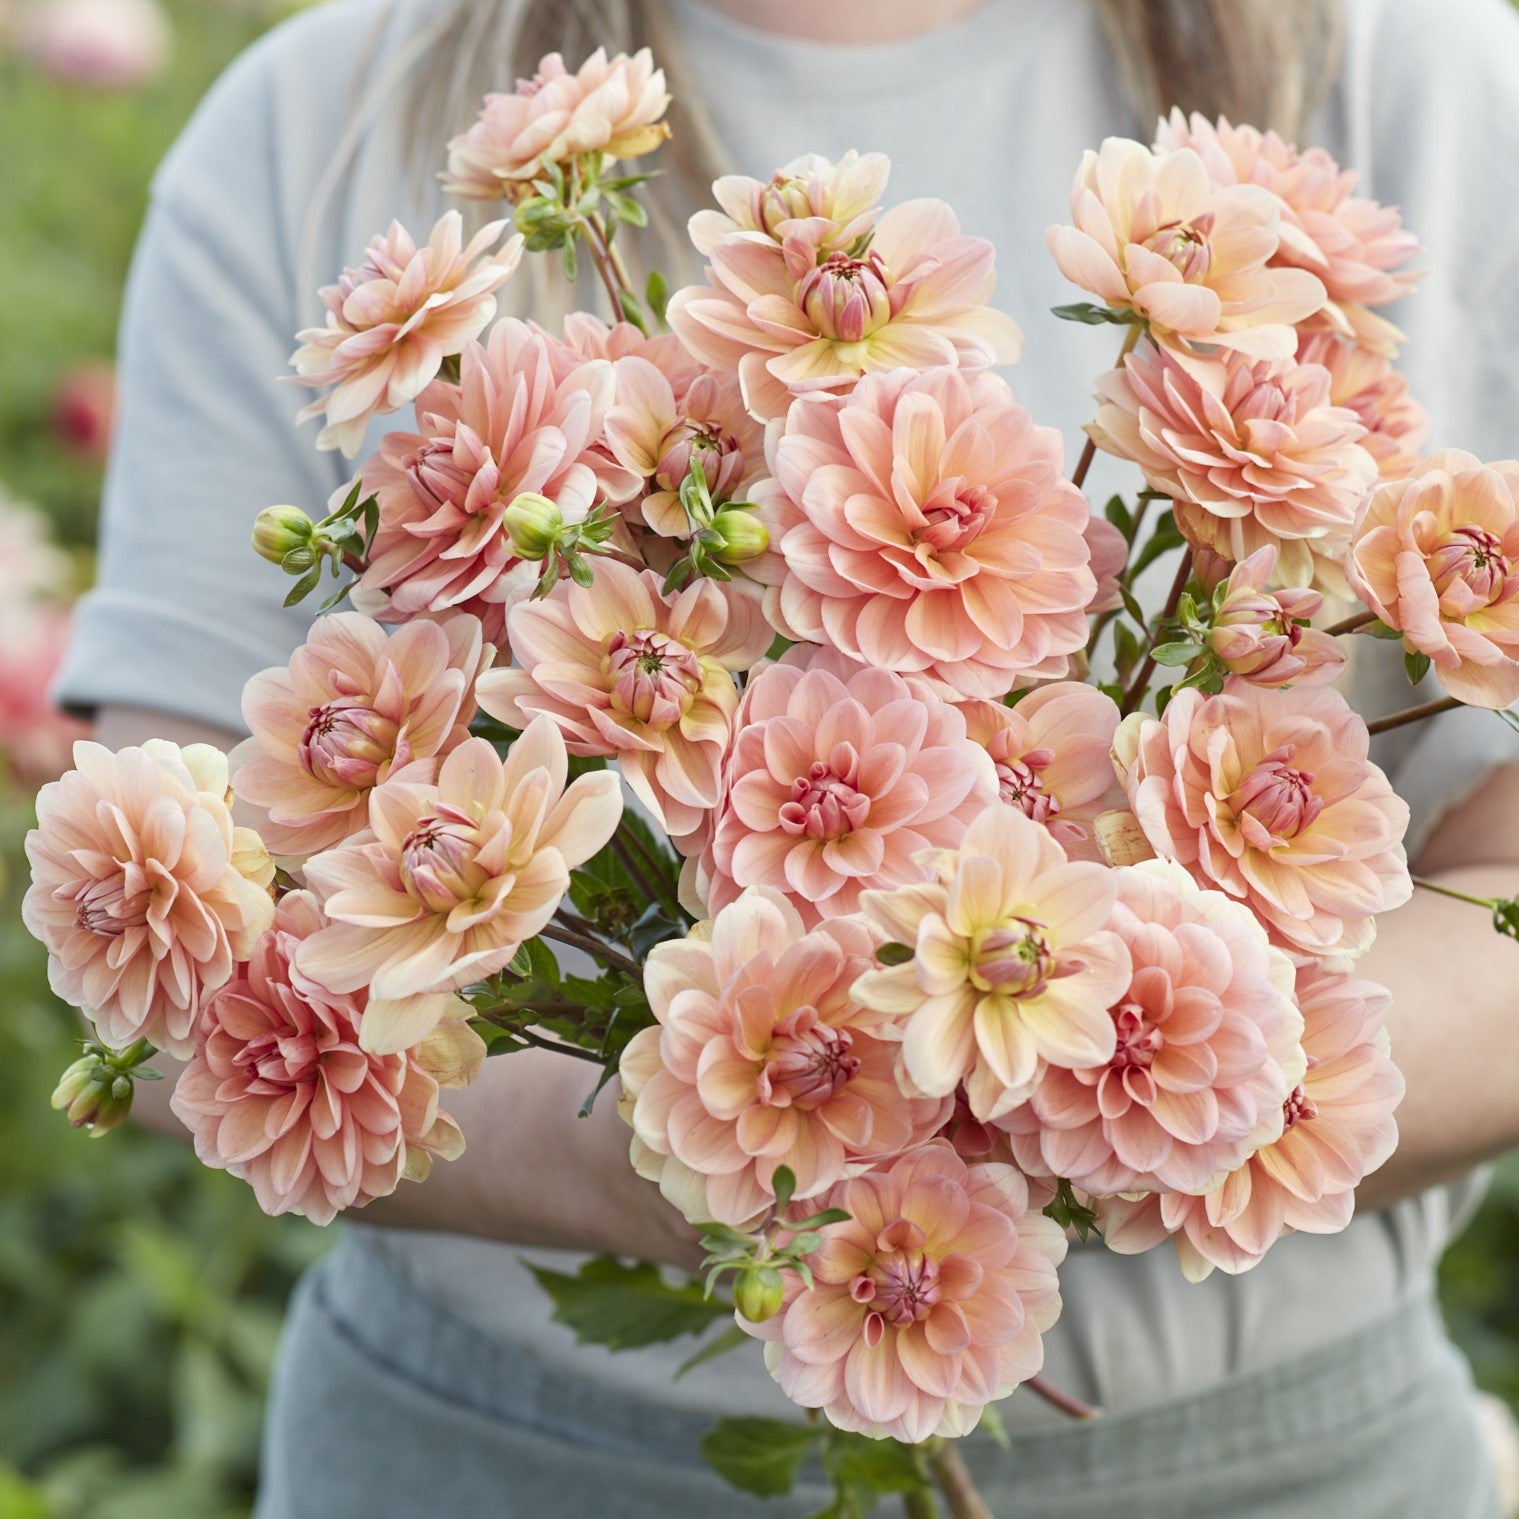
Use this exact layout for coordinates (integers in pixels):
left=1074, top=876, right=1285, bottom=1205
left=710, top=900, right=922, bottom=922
left=1150, top=640, right=1204, bottom=667
left=1051, top=301, right=1136, bottom=327
left=675, top=1322, right=750, bottom=1379
left=529, top=1255, right=730, bottom=1351
left=1113, top=621, right=1141, bottom=682
left=701, top=1418, right=820, bottom=1497
left=616, top=289, right=650, bottom=336
left=562, top=236, right=578, bottom=283
left=823, top=1434, right=927, bottom=1496
left=1365, top=618, right=1404, bottom=640
left=1129, top=511, right=1186, bottom=579
left=1103, top=494, right=1132, bottom=538
left=1405, top=649, right=1432, bottom=685
left=1043, top=1178, right=1099, bottom=1242
left=282, top=566, right=321, bottom=607
left=772, top=1165, right=797, bottom=1214
left=646, top=268, right=670, bottom=324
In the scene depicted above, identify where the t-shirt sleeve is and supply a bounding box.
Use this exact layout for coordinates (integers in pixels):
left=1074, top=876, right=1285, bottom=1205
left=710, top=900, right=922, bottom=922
left=54, top=25, right=351, bottom=736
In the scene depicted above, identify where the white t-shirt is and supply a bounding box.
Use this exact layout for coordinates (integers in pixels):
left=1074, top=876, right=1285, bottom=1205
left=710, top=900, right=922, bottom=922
left=56, top=0, right=1519, bottom=1425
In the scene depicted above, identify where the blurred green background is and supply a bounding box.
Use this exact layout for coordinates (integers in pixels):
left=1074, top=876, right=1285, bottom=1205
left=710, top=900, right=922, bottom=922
left=1, top=4, right=1517, bottom=1516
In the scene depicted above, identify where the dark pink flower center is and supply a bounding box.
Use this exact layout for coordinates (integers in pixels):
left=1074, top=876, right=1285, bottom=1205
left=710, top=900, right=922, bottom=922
left=1231, top=746, right=1324, bottom=840
left=760, top=1009, right=860, bottom=1111
left=1144, top=217, right=1214, bottom=281
left=301, top=698, right=399, bottom=790
left=1110, top=1000, right=1164, bottom=1070
left=1282, top=1082, right=1320, bottom=1132
left=72, top=875, right=149, bottom=938
left=851, top=1218, right=941, bottom=1336
left=401, top=806, right=480, bottom=910
left=797, top=250, right=893, bottom=343
left=603, top=629, right=704, bottom=728
left=970, top=917, right=1054, bottom=996
left=991, top=743, right=1060, bottom=821
left=780, top=745, right=871, bottom=840
left=915, top=481, right=996, bottom=554
left=1428, top=524, right=1512, bottom=606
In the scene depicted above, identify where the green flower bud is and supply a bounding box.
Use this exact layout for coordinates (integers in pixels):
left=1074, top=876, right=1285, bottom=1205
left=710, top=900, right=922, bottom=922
left=50, top=1052, right=134, bottom=1136
left=252, top=504, right=317, bottom=565
left=503, top=492, right=564, bottom=559
left=733, top=1264, right=786, bottom=1324
left=707, top=509, right=770, bottom=566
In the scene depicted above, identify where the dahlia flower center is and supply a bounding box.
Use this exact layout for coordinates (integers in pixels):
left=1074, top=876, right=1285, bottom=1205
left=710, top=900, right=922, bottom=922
left=994, top=746, right=1060, bottom=821
left=655, top=418, right=744, bottom=498
left=1143, top=216, right=1214, bottom=282
left=400, top=806, right=483, bottom=911
left=603, top=629, right=704, bottom=728
left=758, top=172, right=815, bottom=236
left=72, top=875, right=150, bottom=938
left=797, top=250, right=893, bottom=344
left=851, top=1219, right=941, bottom=1333
left=1282, top=1082, right=1320, bottom=1132
left=760, top=1012, right=860, bottom=1111
left=1233, top=379, right=1295, bottom=427
left=301, top=698, right=399, bottom=790
left=1110, top=1000, right=1164, bottom=1070
left=779, top=748, right=871, bottom=840
left=915, top=481, right=996, bottom=554
left=969, top=917, right=1054, bottom=997
left=1428, top=524, right=1512, bottom=605
left=236, top=1017, right=329, bottom=1087
left=1230, top=747, right=1324, bottom=840
left=407, top=435, right=480, bottom=515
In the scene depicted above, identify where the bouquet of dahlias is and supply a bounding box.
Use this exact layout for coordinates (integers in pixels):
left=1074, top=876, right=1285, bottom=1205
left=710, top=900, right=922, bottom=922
left=24, top=46, right=1519, bottom=1516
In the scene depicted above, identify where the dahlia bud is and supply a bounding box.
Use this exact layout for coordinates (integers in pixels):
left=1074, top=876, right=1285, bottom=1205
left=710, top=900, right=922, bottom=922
left=252, top=504, right=317, bottom=565
left=503, top=492, right=564, bottom=559
left=706, top=509, right=770, bottom=566
left=733, top=1264, right=786, bottom=1323
left=51, top=1051, right=134, bottom=1137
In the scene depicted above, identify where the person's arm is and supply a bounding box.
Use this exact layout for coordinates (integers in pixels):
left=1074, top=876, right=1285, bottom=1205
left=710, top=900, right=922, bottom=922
left=95, top=710, right=700, bottom=1270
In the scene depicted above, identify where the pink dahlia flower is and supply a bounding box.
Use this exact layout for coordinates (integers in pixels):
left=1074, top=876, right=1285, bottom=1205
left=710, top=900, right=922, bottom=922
left=0, top=603, right=89, bottom=787
left=1116, top=683, right=1411, bottom=959
left=1091, top=339, right=1376, bottom=588
left=1101, top=959, right=1402, bottom=1278
left=958, top=682, right=1123, bottom=861
left=618, top=886, right=947, bottom=1227
left=604, top=352, right=766, bottom=537
left=761, top=368, right=1095, bottom=696
left=696, top=648, right=998, bottom=926
left=999, top=859, right=1304, bottom=1197
left=1346, top=450, right=1519, bottom=709
left=1046, top=137, right=1326, bottom=359
left=1157, top=111, right=1422, bottom=355
left=171, top=892, right=484, bottom=1225
left=1204, top=546, right=1346, bottom=688
left=356, top=318, right=634, bottom=630
left=668, top=199, right=1023, bottom=422
left=443, top=48, right=670, bottom=198
left=1297, top=332, right=1427, bottom=482
left=855, top=805, right=1131, bottom=1122
left=231, top=612, right=487, bottom=860
left=290, top=213, right=523, bottom=459
left=475, top=560, right=769, bottom=850
left=23, top=741, right=275, bottom=1058
left=1083, top=515, right=1128, bottom=615
left=745, top=1143, right=1067, bottom=1442
left=297, top=719, right=622, bottom=1054
left=689, top=150, right=890, bottom=259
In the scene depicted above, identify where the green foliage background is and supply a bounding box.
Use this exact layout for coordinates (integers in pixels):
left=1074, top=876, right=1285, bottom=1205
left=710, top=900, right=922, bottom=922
left=0, top=5, right=1515, bottom=1516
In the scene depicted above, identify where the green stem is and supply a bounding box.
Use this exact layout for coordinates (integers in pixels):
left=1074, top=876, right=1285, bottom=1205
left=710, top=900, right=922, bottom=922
left=903, top=1486, right=944, bottom=1519
left=1365, top=695, right=1461, bottom=736
left=1120, top=547, right=1194, bottom=716
left=1411, top=875, right=1498, bottom=911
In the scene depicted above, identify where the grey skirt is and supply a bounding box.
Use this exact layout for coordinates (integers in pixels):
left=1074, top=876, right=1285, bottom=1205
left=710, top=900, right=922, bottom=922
left=254, top=1234, right=1502, bottom=1519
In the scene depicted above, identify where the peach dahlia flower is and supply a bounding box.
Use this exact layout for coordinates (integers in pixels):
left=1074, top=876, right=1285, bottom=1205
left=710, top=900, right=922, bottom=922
left=696, top=648, right=998, bottom=927
left=1101, top=960, right=1402, bottom=1278
left=476, top=560, right=770, bottom=850
left=668, top=199, right=1023, bottom=422
left=1296, top=331, right=1427, bottom=483
left=958, top=682, right=1123, bottom=861
left=232, top=612, right=488, bottom=859
left=298, top=720, right=622, bottom=1055
left=1116, top=684, right=1411, bottom=960
left=618, top=886, right=946, bottom=1227
left=1346, top=450, right=1519, bottom=709
left=443, top=48, right=671, bottom=197
left=1205, top=547, right=1346, bottom=689
left=356, top=319, right=635, bottom=632
left=23, top=741, right=275, bottom=1059
left=1091, top=340, right=1377, bottom=588
left=290, top=213, right=522, bottom=459
left=171, top=892, right=484, bottom=1225
left=1046, top=137, right=1325, bottom=359
left=999, top=859, right=1304, bottom=1198
left=745, top=1143, right=1067, bottom=1443
left=855, top=805, right=1132, bottom=1122
left=761, top=368, right=1095, bottom=697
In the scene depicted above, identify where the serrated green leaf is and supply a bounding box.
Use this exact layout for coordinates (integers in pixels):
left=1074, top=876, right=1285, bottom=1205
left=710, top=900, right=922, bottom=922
left=528, top=1255, right=730, bottom=1351
left=675, top=1322, right=750, bottom=1379
left=700, top=1418, right=819, bottom=1497
left=1051, top=301, right=1136, bottom=327
left=823, top=1434, right=926, bottom=1496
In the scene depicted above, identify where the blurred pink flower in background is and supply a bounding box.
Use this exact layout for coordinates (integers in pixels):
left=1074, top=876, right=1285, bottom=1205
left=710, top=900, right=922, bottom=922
left=855, top=805, right=1131, bottom=1121
left=697, top=647, right=998, bottom=925
left=1296, top=331, right=1427, bottom=482
left=50, top=360, right=117, bottom=466
left=1116, top=684, right=1411, bottom=959
left=20, top=0, right=170, bottom=89
left=619, top=886, right=947, bottom=1226
left=443, top=47, right=670, bottom=197
left=1000, top=859, right=1304, bottom=1197
left=23, top=741, right=275, bottom=1058
left=171, top=892, right=484, bottom=1225
left=291, top=213, right=523, bottom=457
left=669, top=198, right=1022, bottom=421
left=1347, top=449, right=1519, bottom=709
left=231, top=611, right=488, bottom=859
left=1205, top=547, right=1346, bottom=688
left=1090, top=339, right=1377, bottom=588
left=744, top=1143, right=1067, bottom=1442
left=760, top=368, right=1095, bottom=696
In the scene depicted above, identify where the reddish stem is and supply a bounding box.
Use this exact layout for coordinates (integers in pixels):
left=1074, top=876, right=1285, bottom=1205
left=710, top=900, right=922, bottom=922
left=1026, top=1374, right=1100, bottom=1421
left=1119, top=547, right=1194, bottom=716
left=1365, top=695, right=1461, bottom=735
left=1325, top=608, right=1380, bottom=638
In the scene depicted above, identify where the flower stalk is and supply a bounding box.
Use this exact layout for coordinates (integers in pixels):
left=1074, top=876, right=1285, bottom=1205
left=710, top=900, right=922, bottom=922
left=1365, top=695, right=1462, bottom=735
